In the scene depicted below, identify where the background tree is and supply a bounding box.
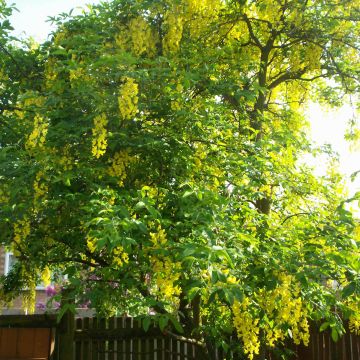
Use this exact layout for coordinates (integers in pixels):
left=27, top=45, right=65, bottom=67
left=0, top=0, right=360, bottom=359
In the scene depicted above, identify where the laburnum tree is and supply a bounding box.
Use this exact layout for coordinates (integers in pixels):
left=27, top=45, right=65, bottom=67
left=1, top=0, right=360, bottom=358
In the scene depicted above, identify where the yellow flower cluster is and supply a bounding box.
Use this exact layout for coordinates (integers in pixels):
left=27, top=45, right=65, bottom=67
left=33, top=171, right=48, bottom=209
left=54, top=29, right=67, bottom=45
left=92, top=113, right=108, bottom=158
left=150, top=226, right=167, bottom=246
left=152, top=257, right=182, bottom=301
left=13, top=218, right=31, bottom=245
left=304, top=44, right=322, bottom=71
left=25, top=115, right=49, bottom=151
left=128, top=17, right=156, bottom=56
left=163, top=10, right=184, bottom=55
left=232, top=298, right=260, bottom=360
left=346, top=298, right=360, bottom=335
left=87, top=236, right=97, bottom=253
left=22, top=283, right=36, bottom=315
left=0, top=186, right=9, bottom=204
left=112, top=246, right=129, bottom=268
left=149, top=226, right=181, bottom=303
left=23, top=94, right=45, bottom=108
left=44, top=58, right=58, bottom=84
left=118, top=77, right=139, bottom=120
left=257, top=275, right=310, bottom=347
left=115, top=17, right=157, bottom=57
left=41, top=266, right=51, bottom=287
left=108, top=150, right=133, bottom=187
left=184, top=0, right=222, bottom=38
left=58, top=145, right=73, bottom=171
left=69, top=67, right=85, bottom=82
left=349, top=315, right=360, bottom=335
left=252, top=0, right=282, bottom=24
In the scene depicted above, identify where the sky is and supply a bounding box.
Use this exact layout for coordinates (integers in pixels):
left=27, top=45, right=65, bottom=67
left=6, top=0, right=360, bottom=204
left=7, top=0, right=101, bottom=42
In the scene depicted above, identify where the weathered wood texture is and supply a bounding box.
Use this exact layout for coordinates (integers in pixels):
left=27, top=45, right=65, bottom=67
left=0, top=327, right=54, bottom=359
left=265, top=323, right=360, bottom=360
left=1, top=315, right=360, bottom=360
left=73, top=317, right=207, bottom=360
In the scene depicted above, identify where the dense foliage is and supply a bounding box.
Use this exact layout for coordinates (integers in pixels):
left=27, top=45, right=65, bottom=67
left=1, top=0, right=360, bottom=358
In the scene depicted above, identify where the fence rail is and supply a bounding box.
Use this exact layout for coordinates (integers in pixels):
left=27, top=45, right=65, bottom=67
left=1, top=314, right=360, bottom=359
left=73, top=317, right=207, bottom=360
left=298, top=323, right=360, bottom=360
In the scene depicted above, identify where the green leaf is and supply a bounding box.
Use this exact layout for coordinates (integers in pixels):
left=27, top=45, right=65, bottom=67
left=182, top=190, right=195, bottom=198
left=159, top=316, right=169, bottom=332
left=319, top=322, right=329, bottom=332
left=331, top=327, right=339, bottom=342
left=142, top=317, right=151, bottom=332
left=342, top=282, right=356, bottom=298
left=169, top=315, right=184, bottom=334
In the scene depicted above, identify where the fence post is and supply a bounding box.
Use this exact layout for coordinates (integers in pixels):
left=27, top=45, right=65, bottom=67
left=56, top=291, right=75, bottom=360
left=57, top=309, right=75, bottom=360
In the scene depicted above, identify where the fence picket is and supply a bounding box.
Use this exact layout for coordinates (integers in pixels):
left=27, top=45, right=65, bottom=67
left=108, top=317, right=115, bottom=360
left=98, top=318, right=106, bottom=360
left=5, top=314, right=360, bottom=360
left=91, top=317, right=99, bottom=360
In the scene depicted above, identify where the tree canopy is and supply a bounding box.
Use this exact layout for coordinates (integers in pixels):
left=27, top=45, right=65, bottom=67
left=1, top=0, right=360, bottom=358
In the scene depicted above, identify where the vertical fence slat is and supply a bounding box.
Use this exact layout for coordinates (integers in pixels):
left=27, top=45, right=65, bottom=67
left=82, top=317, right=90, bottom=360
left=125, top=317, right=132, bottom=360
left=107, top=317, right=115, bottom=360
left=75, top=318, right=83, bottom=360
left=117, top=317, right=124, bottom=360
left=91, top=317, right=98, bottom=360
left=132, top=318, right=140, bottom=360
left=17, top=328, right=35, bottom=358
left=98, top=318, right=106, bottom=360
left=34, top=328, right=51, bottom=358
left=163, top=335, right=170, bottom=360
left=179, top=340, right=185, bottom=360
left=0, top=328, right=17, bottom=358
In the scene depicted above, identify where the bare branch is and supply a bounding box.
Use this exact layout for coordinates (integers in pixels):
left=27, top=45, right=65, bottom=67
left=242, top=14, right=263, bottom=49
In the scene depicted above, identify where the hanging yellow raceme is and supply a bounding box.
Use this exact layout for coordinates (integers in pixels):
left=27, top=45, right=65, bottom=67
left=91, top=113, right=108, bottom=158
left=149, top=226, right=181, bottom=304
left=128, top=17, right=156, bottom=57
left=25, top=115, right=49, bottom=151
left=33, top=171, right=48, bottom=210
left=349, top=315, right=360, bottom=335
left=0, top=185, right=9, bottom=204
left=41, top=266, right=51, bottom=287
left=112, top=245, right=129, bottom=268
left=184, top=0, right=222, bottom=38
left=58, top=144, right=74, bottom=171
left=13, top=218, right=31, bottom=248
left=108, top=150, right=134, bottom=187
left=86, top=235, right=97, bottom=253
left=22, top=281, right=36, bottom=315
left=163, top=9, right=184, bottom=55
left=232, top=298, right=260, bottom=360
left=256, top=274, right=310, bottom=348
left=118, top=77, right=138, bottom=120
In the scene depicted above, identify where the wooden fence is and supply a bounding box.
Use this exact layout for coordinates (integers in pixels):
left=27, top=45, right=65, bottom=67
left=0, top=315, right=56, bottom=360
left=294, top=323, right=360, bottom=360
left=1, top=314, right=360, bottom=360
left=71, top=316, right=207, bottom=360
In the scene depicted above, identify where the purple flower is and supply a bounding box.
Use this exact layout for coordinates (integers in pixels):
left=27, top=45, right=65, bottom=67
left=45, top=285, right=57, bottom=297
left=78, top=300, right=91, bottom=309
left=36, top=302, right=46, bottom=310
left=53, top=301, right=61, bottom=310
